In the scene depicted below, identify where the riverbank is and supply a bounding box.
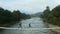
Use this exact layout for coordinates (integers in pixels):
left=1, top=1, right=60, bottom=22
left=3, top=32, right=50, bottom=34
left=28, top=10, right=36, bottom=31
left=46, top=23, right=60, bottom=34
left=0, top=21, right=20, bottom=31
left=0, top=21, right=20, bottom=27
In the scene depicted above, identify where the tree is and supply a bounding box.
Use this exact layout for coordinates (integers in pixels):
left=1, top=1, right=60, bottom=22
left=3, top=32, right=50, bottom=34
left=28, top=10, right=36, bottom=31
left=42, top=6, right=50, bottom=19
left=0, top=7, right=31, bottom=27
left=41, top=5, right=60, bottom=26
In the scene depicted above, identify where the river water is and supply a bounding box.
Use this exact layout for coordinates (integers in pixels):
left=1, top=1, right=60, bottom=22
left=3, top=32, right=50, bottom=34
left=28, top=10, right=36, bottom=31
left=0, top=17, right=51, bottom=34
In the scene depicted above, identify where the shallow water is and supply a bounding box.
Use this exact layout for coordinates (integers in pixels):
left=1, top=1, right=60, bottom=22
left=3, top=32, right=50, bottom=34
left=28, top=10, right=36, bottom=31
left=0, top=17, right=51, bottom=34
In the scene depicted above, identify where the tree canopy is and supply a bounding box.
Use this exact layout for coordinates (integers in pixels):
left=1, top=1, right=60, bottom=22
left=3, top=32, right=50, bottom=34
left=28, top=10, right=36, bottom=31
left=0, top=7, right=31, bottom=27
left=40, top=5, right=60, bottom=26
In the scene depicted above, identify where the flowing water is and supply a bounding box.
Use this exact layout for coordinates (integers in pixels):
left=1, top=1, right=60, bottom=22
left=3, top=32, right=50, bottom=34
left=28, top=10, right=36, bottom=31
left=0, top=17, right=51, bottom=34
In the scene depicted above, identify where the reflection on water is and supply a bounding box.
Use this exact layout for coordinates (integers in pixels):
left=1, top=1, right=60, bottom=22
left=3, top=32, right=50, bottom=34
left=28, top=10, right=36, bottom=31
left=0, top=17, right=51, bottom=34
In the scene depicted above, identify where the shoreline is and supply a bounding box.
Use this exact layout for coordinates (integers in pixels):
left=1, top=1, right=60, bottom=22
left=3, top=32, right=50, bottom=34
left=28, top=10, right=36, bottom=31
left=46, top=23, right=60, bottom=34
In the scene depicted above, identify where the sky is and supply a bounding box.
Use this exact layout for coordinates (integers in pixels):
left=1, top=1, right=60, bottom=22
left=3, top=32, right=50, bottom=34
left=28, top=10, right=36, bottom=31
left=0, top=0, right=60, bottom=14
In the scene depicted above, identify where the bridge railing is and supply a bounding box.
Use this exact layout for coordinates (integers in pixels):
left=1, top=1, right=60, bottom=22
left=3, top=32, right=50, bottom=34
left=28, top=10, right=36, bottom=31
left=0, top=27, right=60, bottom=30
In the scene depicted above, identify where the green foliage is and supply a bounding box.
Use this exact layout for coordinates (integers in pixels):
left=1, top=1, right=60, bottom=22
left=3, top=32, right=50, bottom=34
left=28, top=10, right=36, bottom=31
left=0, top=7, right=31, bottom=27
left=41, top=5, right=60, bottom=26
left=41, top=6, right=50, bottom=18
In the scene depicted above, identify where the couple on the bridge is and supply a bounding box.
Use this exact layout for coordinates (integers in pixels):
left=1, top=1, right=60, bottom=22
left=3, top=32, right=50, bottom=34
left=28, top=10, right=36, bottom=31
left=18, top=23, right=31, bottom=28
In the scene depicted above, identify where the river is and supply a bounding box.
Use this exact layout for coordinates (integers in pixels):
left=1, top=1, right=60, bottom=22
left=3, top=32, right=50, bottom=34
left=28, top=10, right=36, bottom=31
left=0, top=17, right=52, bottom=34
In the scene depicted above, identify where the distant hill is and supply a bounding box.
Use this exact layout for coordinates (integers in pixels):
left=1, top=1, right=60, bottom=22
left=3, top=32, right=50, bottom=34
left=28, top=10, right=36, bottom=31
left=31, top=12, right=43, bottom=17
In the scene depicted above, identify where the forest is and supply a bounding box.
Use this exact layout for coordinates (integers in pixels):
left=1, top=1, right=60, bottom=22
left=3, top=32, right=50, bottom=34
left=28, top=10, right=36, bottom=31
left=0, top=7, right=31, bottom=27
left=40, top=5, right=60, bottom=26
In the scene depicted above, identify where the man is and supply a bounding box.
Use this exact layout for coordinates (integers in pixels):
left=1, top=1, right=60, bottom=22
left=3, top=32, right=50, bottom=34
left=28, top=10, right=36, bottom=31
left=29, top=23, right=31, bottom=27
left=18, top=23, right=22, bottom=28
